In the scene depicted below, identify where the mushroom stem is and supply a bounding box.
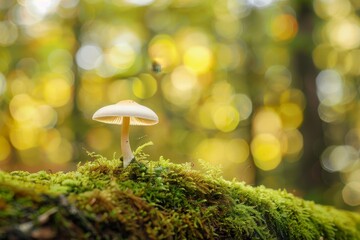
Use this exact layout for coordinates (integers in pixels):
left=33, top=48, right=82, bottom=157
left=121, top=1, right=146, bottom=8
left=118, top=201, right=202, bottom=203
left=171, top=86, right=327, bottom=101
left=121, top=116, right=134, bottom=168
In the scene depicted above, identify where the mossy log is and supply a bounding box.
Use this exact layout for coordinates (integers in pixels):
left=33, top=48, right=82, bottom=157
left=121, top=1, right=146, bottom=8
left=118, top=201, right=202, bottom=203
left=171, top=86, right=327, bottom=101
left=1, top=145, right=360, bottom=239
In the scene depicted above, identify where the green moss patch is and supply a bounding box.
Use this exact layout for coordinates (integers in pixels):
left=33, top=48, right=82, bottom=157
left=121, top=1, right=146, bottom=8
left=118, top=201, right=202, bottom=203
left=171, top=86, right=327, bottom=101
left=0, top=144, right=359, bottom=239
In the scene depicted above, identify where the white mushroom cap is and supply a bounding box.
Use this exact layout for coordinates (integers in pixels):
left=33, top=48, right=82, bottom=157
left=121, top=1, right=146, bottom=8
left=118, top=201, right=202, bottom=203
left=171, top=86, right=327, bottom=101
left=92, top=100, right=158, bottom=126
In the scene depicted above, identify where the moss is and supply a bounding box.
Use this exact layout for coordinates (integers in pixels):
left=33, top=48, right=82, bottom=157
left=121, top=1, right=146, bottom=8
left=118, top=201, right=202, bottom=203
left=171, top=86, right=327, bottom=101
left=0, top=144, right=359, bottom=239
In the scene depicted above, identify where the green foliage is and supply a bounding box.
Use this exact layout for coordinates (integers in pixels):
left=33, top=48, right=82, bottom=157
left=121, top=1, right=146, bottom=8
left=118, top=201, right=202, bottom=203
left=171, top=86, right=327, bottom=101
left=0, top=144, right=359, bottom=239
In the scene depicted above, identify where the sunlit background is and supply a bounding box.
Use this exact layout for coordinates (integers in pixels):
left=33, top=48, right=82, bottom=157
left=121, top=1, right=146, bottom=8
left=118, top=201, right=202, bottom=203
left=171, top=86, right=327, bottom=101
left=0, top=0, right=359, bottom=211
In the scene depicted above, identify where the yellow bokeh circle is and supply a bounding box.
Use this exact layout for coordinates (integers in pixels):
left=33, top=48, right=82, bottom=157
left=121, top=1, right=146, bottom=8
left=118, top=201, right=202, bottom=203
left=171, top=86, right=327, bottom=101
left=281, top=129, right=303, bottom=156
left=183, top=46, right=213, bottom=74
left=226, top=139, right=249, bottom=163
left=270, top=14, right=298, bottom=41
left=106, top=43, right=136, bottom=70
left=342, top=182, right=360, bottom=206
left=212, top=105, right=240, bottom=132
left=279, top=102, right=303, bottom=129
left=9, top=94, right=37, bottom=124
left=251, top=133, right=282, bottom=171
left=161, top=74, right=200, bottom=108
left=132, top=74, right=158, bottom=99
left=0, top=136, right=11, bottom=161
left=43, top=78, right=72, bottom=107
left=148, top=34, right=180, bottom=69
left=10, top=126, right=40, bottom=150
left=193, top=138, right=225, bottom=165
left=198, top=101, right=216, bottom=129
left=193, top=138, right=249, bottom=166
left=253, top=108, right=282, bottom=135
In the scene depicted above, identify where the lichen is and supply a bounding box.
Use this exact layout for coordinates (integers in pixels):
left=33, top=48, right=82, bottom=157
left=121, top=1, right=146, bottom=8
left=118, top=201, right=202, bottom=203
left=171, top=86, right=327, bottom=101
left=0, top=144, right=359, bottom=239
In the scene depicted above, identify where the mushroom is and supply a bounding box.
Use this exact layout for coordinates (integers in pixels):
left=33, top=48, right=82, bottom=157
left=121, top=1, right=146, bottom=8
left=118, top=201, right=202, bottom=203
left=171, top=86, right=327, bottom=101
left=92, top=100, right=158, bottom=168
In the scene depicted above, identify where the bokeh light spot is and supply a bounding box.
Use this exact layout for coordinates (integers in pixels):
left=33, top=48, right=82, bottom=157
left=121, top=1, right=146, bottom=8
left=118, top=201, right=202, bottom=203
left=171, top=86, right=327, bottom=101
left=183, top=46, right=213, bottom=74
left=125, top=0, right=154, bottom=6
left=132, top=74, right=158, bottom=99
left=280, top=89, right=306, bottom=110
left=212, top=105, right=240, bottom=132
left=281, top=129, right=303, bottom=157
left=171, top=66, right=198, bottom=91
left=26, top=0, right=61, bottom=17
left=270, top=14, right=298, bottom=41
left=0, top=136, right=11, bottom=161
left=148, top=35, right=179, bottom=69
left=76, top=44, right=102, bottom=70
left=312, top=44, right=334, bottom=69
left=248, top=0, right=274, bottom=8
left=162, top=73, right=200, bottom=108
left=251, top=133, right=282, bottom=171
left=0, top=21, right=18, bottom=46
left=347, top=169, right=360, bottom=183
left=105, top=43, right=136, bottom=70
left=9, top=94, right=37, bottom=124
left=226, top=139, right=249, bottom=163
left=253, top=108, right=282, bottom=135
left=316, top=69, right=343, bottom=106
left=37, top=105, right=58, bottom=128
left=43, top=78, right=72, bottom=107
left=314, top=0, right=351, bottom=19
left=317, top=103, right=343, bottom=123
left=10, top=126, right=40, bottom=150
left=342, top=182, right=360, bottom=206
left=328, top=18, right=360, bottom=50
left=234, top=94, right=253, bottom=121
left=321, top=145, right=359, bottom=173
left=193, top=138, right=249, bottom=167
left=193, top=138, right=225, bottom=165
left=211, top=81, right=234, bottom=103
left=279, top=102, right=303, bottom=129
left=12, top=4, right=40, bottom=26
left=344, top=49, right=360, bottom=75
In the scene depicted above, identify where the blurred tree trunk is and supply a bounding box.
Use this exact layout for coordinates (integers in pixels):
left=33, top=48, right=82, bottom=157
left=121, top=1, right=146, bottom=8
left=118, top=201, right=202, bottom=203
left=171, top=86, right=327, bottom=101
left=294, top=1, right=327, bottom=196
left=70, top=11, right=86, bottom=163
